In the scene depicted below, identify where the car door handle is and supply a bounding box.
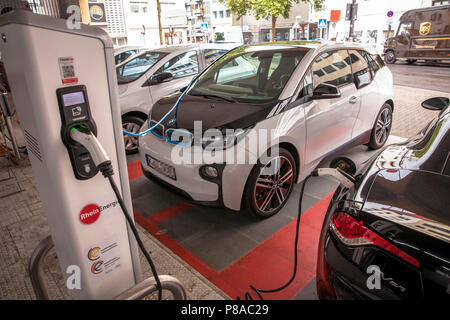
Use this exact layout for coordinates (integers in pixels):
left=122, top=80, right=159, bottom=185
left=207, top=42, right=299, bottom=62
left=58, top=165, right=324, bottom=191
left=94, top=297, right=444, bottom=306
left=349, top=96, right=359, bottom=104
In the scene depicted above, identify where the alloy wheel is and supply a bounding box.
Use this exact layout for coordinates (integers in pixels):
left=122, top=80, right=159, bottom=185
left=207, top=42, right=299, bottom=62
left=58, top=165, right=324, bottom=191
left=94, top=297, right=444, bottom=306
left=253, top=156, right=295, bottom=214
left=375, top=107, right=392, bottom=146
left=123, top=122, right=141, bottom=151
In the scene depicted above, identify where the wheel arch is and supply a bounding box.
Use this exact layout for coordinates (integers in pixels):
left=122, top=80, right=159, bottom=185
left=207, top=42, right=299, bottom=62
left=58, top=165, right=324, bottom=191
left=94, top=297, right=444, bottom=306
left=279, top=142, right=301, bottom=183
left=385, top=99, right=394, bottom=112
left=122, top=110, right=148, bottom=121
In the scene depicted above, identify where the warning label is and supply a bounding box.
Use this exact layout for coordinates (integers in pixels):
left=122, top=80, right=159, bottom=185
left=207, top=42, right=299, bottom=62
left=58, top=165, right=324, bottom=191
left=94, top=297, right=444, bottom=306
left=85, top=235, right=122, bottom=279
left=58, top=57, right=78, bottom=85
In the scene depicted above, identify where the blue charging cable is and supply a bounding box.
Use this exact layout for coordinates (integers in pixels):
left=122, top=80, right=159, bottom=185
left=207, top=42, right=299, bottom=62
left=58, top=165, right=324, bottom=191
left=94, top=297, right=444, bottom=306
left=122, top=76, right=198, bottom=137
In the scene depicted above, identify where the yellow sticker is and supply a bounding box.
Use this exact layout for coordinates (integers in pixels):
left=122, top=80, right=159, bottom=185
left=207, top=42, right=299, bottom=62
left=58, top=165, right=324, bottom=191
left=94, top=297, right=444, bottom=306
left=419, top=22, right=431, bottom=36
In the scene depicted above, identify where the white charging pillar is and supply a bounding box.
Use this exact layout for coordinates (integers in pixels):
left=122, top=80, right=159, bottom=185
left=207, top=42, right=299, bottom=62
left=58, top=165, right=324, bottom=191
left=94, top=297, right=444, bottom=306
left=0, top=11, right=141, bottom=299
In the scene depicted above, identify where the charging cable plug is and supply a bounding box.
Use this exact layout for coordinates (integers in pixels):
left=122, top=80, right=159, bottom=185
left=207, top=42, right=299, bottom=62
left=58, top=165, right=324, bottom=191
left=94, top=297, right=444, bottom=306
left=70, top=127, right=113, bottom=177
left=312, top=167, right=356, bottom=188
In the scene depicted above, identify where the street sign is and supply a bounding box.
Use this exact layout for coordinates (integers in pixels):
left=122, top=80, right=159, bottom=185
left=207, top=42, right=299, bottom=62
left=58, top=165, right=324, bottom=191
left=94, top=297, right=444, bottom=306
left=88, top=2, right=107, bottom=24
left=201, top=23, right=208, bottom=31
left=387, top=10, right=394, bottom=18
left=318, top=19, right=327, bottom=28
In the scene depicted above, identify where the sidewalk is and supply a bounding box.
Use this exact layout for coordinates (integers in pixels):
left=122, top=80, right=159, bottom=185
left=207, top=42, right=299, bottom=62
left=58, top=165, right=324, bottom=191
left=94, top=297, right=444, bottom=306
left=0, top=156, right=229, bottom=300
left=391, top=85, right=450, bottom=138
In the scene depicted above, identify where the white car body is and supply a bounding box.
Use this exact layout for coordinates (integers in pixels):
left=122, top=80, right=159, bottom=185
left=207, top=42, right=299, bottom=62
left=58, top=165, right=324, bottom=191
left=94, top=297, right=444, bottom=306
left=138, top=42, right=394, bottom=214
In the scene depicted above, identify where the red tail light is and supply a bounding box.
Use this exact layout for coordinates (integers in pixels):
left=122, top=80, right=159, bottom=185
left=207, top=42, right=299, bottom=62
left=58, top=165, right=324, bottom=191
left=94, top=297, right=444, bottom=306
left=331, top=212, right=420, bottom=268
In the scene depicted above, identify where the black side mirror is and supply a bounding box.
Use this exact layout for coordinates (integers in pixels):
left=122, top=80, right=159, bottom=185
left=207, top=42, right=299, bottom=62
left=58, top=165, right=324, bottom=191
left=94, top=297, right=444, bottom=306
left=143, top=72, right=173, bottom=87
left=421, top=97, right=449, bottom=111
left=312, top=83, right=341, bottom=99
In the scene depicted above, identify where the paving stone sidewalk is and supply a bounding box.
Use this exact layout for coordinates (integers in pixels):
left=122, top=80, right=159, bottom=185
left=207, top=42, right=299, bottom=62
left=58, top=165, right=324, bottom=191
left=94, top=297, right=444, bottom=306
left=391, top=85, right=450, bottom=138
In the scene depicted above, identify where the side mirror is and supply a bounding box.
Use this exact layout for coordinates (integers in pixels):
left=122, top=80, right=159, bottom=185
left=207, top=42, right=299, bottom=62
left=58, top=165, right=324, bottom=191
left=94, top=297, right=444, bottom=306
left=421, top=97, right=449, bottom=111
left=311, top=83, right=341, bottom=99
left=145, top=72, right=173, bottom=86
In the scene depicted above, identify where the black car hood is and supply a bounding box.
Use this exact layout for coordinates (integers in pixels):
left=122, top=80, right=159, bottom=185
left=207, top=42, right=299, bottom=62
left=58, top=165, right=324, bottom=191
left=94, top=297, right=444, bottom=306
left=150, top=92, right=281, bottom=132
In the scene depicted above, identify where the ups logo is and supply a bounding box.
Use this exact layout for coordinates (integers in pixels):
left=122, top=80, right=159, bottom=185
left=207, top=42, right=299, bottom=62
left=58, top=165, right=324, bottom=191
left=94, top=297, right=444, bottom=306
left=419, top=22, right=431, bottom=36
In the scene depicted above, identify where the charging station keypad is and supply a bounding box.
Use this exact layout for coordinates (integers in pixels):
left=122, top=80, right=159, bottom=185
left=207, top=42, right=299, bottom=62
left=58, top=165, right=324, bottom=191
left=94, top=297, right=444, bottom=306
left=57, top=85, right=99, bottom=180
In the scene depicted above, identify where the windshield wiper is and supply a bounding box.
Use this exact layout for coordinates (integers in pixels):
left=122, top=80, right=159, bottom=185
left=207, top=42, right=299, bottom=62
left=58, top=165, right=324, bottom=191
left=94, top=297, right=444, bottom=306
left=190, top=93, right=236, bottom=103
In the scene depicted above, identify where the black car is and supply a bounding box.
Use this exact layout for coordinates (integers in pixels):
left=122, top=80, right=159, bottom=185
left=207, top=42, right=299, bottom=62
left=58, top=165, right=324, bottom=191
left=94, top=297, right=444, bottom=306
left=316, top=97, right=450, bottom=300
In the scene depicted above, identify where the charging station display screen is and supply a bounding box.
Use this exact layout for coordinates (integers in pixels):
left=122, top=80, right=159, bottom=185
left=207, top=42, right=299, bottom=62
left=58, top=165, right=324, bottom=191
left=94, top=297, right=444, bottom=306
left=62, top=91, right=85, bottom=107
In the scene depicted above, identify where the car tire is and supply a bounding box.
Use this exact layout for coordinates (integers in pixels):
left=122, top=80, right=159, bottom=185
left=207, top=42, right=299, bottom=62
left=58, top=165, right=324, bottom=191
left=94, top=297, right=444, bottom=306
left=243, top=147, right=296, bottom=219
left=122, top=115, right=145, bottom=154
left=367, top=103, right=393, bottom=150
left=384, top=51, right=396, bottom=64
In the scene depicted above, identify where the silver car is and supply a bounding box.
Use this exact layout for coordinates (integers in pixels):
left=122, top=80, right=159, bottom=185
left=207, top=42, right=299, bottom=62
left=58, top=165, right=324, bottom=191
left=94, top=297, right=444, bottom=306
left=117, top=43, right=239, bottom=153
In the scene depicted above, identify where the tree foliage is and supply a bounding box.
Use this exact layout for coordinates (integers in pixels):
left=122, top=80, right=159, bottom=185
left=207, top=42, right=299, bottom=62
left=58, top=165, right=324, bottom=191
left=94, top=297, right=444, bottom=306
left=221, top=0, right=324, bottom=21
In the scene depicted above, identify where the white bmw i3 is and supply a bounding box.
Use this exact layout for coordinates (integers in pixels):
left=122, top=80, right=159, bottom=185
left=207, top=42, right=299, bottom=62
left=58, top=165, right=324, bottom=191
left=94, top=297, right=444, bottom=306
left=138, top=41, right=394, bottom=218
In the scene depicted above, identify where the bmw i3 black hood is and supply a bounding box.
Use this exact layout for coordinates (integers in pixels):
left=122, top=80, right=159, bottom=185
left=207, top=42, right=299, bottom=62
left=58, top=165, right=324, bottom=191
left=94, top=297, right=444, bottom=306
left=150, top=92, right=281, bottom=132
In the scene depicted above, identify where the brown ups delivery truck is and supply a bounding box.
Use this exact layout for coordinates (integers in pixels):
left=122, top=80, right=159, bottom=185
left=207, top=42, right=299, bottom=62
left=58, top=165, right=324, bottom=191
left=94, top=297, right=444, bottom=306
left=383, top=5, right=450, bottom=64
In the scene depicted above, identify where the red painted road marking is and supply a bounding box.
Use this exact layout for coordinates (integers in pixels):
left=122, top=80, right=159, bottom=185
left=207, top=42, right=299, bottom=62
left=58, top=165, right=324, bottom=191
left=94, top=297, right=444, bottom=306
left=128, top=160, right=144, bottom=181
left=219, top=192, right=333, bottom=299
left=132, top=191, right=334, bottom=299
left=128, top=159, right=334, bottom=299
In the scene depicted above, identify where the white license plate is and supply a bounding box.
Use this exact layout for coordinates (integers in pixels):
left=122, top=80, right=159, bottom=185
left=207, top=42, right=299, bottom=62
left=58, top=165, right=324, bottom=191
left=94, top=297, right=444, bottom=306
left=146, top=154, right=176, bottom=180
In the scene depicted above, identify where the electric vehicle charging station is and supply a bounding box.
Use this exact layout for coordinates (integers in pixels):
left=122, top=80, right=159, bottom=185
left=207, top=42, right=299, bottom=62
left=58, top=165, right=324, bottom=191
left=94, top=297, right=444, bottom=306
left=0, top=10, right=144, bottom=299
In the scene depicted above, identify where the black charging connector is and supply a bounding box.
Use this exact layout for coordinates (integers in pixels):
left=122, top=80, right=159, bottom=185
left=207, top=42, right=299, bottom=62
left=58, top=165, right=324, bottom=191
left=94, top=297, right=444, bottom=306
left=237, top=174, right=313, bottom=300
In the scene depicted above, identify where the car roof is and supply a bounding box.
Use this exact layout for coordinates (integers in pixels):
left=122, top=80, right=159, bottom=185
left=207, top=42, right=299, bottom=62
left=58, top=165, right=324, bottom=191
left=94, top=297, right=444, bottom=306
left=115, top=45, right=196, bottom=68
left=116, top=43, right=243, bottom=68
left=235, top=41, right=379, bottom=55
left=114, top=45, right=147, bottom=54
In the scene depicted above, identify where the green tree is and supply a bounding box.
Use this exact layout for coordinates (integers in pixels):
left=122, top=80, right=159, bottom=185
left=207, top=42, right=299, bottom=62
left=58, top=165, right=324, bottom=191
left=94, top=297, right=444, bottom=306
left=221, top=0, right=324, bottom=42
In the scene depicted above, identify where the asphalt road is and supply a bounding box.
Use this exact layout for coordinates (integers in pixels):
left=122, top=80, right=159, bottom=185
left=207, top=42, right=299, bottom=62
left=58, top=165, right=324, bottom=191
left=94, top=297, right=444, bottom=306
left=387, top=60, right=450, bottom=93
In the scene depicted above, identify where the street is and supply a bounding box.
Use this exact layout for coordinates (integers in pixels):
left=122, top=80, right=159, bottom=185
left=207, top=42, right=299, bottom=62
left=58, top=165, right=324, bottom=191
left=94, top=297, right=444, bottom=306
left=387, top=62, right=450, bottom=138
left=388, top=61, right=450, bottom=93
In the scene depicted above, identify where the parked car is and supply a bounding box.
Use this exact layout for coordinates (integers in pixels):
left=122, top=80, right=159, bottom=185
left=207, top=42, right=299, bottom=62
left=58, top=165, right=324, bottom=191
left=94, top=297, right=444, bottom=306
left=316, top=97, right=450, bottom=300
left=114, top=45, right=148, bottom=65
left=118, top=43, right=238, bottom=153
left=138, top=41, right=394, bottom=218
left=383, top=5, right=450, bottom=64
left=0, top=0, right=30, bottom=15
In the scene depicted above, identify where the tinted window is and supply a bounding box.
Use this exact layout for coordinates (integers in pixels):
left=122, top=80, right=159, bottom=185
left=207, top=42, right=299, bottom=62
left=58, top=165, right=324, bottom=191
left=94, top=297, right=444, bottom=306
left=359, top=50, right=376, bottom=78
left=154, top=51, right=199, bottom=80
left=115, top=50, right=137, bottom=65
left=204, top=49, right=228, bottom=65
left=298, top=68, right=313, bottom=99
left=312, top=50, right=353, bottom=90
left=372, top=54, right=385, bottom=69
left=116, top=52, right=166, bottom=84
left=349, top=50, right=372, bottom=88
left=191, top=49, right=307, bottom=102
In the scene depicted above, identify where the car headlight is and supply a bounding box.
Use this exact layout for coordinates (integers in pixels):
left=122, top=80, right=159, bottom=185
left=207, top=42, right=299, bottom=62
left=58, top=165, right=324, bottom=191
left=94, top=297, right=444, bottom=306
left=201, top=127, right=253, bottom=150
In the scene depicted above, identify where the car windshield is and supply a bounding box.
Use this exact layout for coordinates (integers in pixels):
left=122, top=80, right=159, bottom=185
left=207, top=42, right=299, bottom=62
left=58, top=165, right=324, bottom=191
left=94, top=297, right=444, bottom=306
left=190, top=47, right=309, bottom=103
left=116, top=51, right=167, bottom=84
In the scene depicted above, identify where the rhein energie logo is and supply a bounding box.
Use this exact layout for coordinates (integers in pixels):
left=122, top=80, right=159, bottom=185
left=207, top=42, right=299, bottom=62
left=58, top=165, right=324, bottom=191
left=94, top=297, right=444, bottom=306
left=79, top=201, right=119, bottom=225
left=79, top=204, right=100, bottom=225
